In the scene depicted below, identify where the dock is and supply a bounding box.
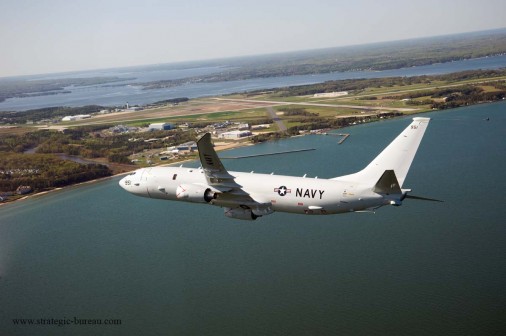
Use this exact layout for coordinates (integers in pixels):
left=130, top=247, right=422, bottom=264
left=337, top=133, right=350, bottom=144
left=323, top=133, right=350, bottom=144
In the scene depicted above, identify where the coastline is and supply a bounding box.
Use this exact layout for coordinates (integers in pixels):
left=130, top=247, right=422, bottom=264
left=0, top=98, right=502, bottom=208
left=0, top=109, right=433, bottom=207
left=0, top=108, right=452, bottom=208
left=0, top=139, right=255, bottom=207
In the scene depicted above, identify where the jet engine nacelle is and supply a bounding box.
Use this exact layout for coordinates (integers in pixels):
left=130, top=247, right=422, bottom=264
left=224, top=207, right=258, bottom=221
left=176, top=184, right=216, bottom=203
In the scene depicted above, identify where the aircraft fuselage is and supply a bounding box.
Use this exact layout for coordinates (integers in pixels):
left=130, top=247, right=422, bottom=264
left=120, top=166, right=387, bottom=215
left=119, top=118, right=435, bottom=220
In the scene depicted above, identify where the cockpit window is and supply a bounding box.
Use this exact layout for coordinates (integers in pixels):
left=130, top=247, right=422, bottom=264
left=172, top=174, right=177, bottom=180
left=129, top=172, right=136, bottom=176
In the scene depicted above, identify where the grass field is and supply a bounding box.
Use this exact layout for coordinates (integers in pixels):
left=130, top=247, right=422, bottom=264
left=1, top=74, right=503, bottom=136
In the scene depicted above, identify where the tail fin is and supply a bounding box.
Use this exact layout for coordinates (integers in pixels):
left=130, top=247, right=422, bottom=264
left=333, top=117, right=430, bottom=187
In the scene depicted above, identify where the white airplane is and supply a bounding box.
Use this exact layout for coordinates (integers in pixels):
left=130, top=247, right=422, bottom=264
left=119, top=117, right=441, bottom=220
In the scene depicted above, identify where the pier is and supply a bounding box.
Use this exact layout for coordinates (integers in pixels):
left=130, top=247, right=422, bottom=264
left=323, top=133, right=350, bottom=144
left=337, top=133, right=350, bottom=144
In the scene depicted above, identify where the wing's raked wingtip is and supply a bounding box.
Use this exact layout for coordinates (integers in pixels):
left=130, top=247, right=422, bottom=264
left=197, top=133, right=211, bottom=143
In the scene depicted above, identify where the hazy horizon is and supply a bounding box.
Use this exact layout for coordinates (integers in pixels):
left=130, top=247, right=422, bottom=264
left=1, top=0, right=505, bottom=78
left=1, top=27, right=505, bottom=81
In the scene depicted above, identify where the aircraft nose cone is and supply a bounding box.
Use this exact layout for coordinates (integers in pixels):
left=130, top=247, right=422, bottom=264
left=119, top=176, right=128, bottom=190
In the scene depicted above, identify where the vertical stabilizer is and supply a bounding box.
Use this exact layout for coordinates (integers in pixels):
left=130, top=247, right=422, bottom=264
left=334, top=117, right=430, bottom=187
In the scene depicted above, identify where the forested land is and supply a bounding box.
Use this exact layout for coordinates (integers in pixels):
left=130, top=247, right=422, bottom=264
left=0, top=105, right=108, bottom=124
left=141, top=29, right=506, bottom=89
left=263, top=69, right=506, bottom=97
left=1, top=66, right=505, bottom=195
left=0, top=77, right=134, bottom=103
left=0, top=127, right=196, bottom=163
left=147, top=97, right=189, bottom=106
left=0, top=127, right=198, bottom=194
left=0, top=153, right=111, bottom=193
left=381, top=80, right=506, bottom=107
left=251, top=112, right=402, bottom=143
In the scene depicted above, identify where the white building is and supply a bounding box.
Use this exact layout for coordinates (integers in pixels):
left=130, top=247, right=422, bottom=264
left=251, top=124, right=270, bottom=130
left=219, top=130, right=252, bottom=139
left=149, top=123, right=173, bottom=131
left=313, top=91, right=348, bottom=98
left=61, top=114, right=91, bottom=122
left=176, top=142, right=198, bottom=151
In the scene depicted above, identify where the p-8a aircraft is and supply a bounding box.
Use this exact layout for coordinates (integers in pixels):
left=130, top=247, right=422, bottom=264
left=119, top=117, right=440, bottom=220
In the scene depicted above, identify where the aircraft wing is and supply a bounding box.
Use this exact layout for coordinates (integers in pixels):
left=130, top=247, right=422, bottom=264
left=197, top=133, right=240, bottom=190
left=197, top=133, right=273, bottom=216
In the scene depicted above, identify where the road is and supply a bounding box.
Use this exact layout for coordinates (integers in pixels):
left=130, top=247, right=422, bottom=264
left=266, top=106, right=287, bottom=132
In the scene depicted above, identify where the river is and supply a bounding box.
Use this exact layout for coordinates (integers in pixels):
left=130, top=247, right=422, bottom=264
left=1, top=55, right=505, bottom=111
left=1, top=102, right=505, bottom=335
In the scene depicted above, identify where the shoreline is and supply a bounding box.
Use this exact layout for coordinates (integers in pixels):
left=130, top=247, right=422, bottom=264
left=0, top=99, right=502, bottom=208
left=0, top=110, right=429, bottom=207
left=0, top=140, right=255, bottom=207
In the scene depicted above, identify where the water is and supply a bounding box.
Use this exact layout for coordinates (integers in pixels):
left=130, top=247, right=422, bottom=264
left=1, top=102, right=505, bottom=335
left=1, top=55, right=505, bottom=111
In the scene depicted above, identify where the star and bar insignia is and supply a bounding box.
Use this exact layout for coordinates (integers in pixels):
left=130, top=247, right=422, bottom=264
left=274, top=186, right=291, bottom=196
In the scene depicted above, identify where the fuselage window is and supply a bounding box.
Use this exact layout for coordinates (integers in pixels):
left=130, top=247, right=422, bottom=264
left=172, top=174, right=177, bottom=180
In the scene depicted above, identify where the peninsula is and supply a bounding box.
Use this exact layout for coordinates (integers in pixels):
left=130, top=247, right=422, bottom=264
left=1, top=68, right=505, bottom=203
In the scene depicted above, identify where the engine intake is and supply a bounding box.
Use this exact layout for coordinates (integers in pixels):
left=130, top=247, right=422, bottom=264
left=176, top=184, right=216, bottom=203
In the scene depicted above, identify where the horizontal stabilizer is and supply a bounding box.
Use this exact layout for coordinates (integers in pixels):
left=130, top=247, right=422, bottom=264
left=404, top=194, right=444, bottom=202
left=373, top=170, right=402, bottom=195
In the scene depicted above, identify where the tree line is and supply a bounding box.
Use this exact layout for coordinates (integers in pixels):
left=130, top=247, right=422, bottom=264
left=0, top=77, right=132, bottom=103
left=135, top=31, right=506, bottom=87
left=265, top=69, right=506, bottom=97
left=0, top=105, right=108, bottom=124
left=381, top=82, right=506, bottom=109
left=0, top=152, right=111, bottom=192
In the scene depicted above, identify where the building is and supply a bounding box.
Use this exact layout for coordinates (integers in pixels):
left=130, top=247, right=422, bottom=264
left=176, top=142, right=198, bottom=151
left=219, top=130, right=252, bottom=139
left=61, top=114, right=91, bottom=122
left=313, top=91, right=348, bottom=98
left=149, top=123, right=173, bottom=131
left=237, top=123, right=250, bottom=130
left=251, top=124, right=270, bottom=130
